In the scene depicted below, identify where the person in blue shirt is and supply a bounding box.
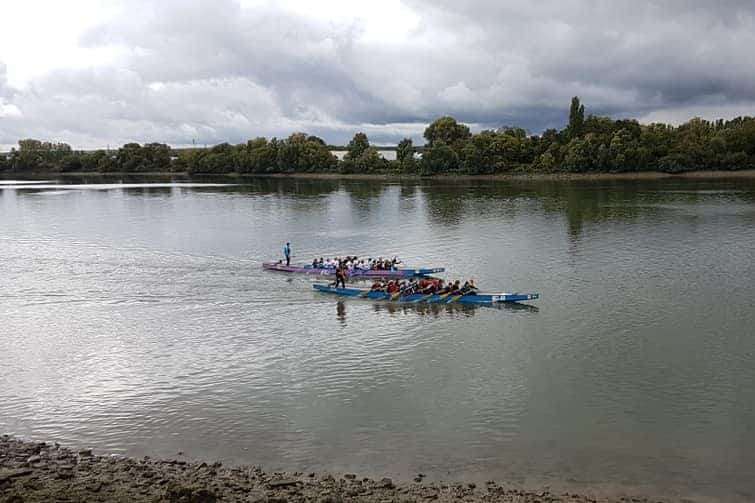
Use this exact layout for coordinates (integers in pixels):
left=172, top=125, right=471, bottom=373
left=283, top=242, right=291, bottom=266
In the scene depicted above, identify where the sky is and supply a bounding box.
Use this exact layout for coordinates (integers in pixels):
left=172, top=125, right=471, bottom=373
left=1, top=0, right=755, bottom=149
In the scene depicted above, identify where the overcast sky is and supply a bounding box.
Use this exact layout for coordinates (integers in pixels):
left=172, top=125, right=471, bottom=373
left=1, top=0, right=754, bottom=149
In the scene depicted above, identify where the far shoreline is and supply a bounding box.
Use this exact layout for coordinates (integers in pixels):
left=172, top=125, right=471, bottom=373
left=4, top=168, right=755, bottom=182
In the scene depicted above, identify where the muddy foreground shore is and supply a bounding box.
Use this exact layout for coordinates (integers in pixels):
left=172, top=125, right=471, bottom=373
left=0, top=435, right=678, bottom=503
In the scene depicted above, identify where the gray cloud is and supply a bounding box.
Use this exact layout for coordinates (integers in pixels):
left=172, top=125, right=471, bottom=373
left=2, top=0, right=755, bottom=149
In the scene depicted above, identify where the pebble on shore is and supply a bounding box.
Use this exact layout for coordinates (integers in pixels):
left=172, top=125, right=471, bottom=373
left=0, top=435, right=666, bottom=503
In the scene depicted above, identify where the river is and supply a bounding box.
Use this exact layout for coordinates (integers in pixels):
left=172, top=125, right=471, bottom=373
left=1, top=175, right=754, bottom=501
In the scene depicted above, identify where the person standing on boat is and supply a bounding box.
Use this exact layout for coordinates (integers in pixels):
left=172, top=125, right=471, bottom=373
left=283, top=242, right=291, bottom=266
left=335, top=263, right=347, bottom=288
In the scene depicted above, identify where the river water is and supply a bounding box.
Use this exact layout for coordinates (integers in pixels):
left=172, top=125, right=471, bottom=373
left=1, top=175, right=754, bottom=501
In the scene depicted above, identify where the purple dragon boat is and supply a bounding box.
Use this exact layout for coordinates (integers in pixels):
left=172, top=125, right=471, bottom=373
left=262, top=262, right=444, bottom=278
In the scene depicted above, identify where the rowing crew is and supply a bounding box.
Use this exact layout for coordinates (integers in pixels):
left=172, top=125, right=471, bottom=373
left=312, top=256, right=402, bottom=271
left=369, top=278, right=478, bottom=296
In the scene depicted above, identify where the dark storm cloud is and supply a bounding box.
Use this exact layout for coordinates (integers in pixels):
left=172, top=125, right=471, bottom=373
left=405, top=0, right=755, bottom=121
left=2, top=0, right=755, bottom=148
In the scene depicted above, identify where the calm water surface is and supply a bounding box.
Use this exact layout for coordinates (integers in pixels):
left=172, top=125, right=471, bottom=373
left=1, top=175, right=754, bottom=501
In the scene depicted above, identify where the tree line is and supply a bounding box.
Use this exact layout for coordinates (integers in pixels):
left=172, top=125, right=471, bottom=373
left=2, top=97, right=754, bottom=175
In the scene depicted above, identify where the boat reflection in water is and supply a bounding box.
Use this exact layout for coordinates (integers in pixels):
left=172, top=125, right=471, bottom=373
left=334, top=299, right=539, bottom=318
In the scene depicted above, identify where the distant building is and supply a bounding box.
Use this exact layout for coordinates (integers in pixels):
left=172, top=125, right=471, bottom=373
left=330, top=150, right=397, bottom=161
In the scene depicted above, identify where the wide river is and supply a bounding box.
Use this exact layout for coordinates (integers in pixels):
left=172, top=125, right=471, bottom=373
left=1, top=175, right=754, bottom=501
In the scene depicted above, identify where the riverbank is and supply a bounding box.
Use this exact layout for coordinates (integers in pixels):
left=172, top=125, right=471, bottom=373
left=1, top=435, right=673, bottom=503
left=3, top=169, right=755, bottom=182
left=250, top=169, right=755, bottom=181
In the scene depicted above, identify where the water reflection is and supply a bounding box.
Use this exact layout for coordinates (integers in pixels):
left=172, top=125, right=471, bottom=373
left=240, top=176, right=341, bottom=197
left=4, top=175, right=754, bottom=244
left=336, top=301, right=346, bottom=325
left=422, top=188, right=467, bottom=226
left=365, top=300, right=539, bottom=317
left=345, top=182, right=389, bottom=219
left=122, top=186, right=175, bottom=197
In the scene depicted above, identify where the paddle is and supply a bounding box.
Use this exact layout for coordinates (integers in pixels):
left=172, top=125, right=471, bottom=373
left=412, top=293, right=434, bottom=303
left=445, top=294, right=462, bottom=304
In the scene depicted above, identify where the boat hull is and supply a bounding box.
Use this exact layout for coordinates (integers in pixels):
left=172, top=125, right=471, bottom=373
left=312, top=284, right=538, bottom=304
left=263, top=263, right=444, bottom=278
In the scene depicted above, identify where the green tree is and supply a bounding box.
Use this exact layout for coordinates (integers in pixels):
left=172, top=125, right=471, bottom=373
left=567, top=96, right=585, bottom=139
left=722, top=151, right=749, bottom=170
left=189, top=143, right=236, bottom=174
left=345, top=132, right=370, bottom=160
left=420, top=143, right=459, bottom=175
left=97, top=154, right=117, bottom=173
left=535, top=151, right=556, bottom=171
left=497, top=126, right=527, bottom=138
left=15, top=139, right=73, bottom=171
left=350, top=147, right=388, bottom=173
left=277, top=133, right=336, bottom=173
left=170, top=156, right=188, bottom=173
left=143, top=143, right=171, bottom=171
left=657, top=153, right=690, bottom=173
left=723, top=118, right=755, bottom=155
left=115, top=142, right=171, bottom=172
left=460, top=131, right=496, bottom=174
left=238, top=137, right=279, bottom=173
left=423, top=117, right=471, bottom=149
left=396, top=138, right=414, bottom=162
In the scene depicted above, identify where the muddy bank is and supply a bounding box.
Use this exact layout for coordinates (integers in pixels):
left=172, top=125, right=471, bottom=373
left=0, top=435, right=676, bottom=503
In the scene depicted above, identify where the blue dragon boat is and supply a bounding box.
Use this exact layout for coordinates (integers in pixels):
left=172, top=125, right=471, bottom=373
left=264, top=262, right=443, bottom=278
left=313, top=284, right=539, bottom=304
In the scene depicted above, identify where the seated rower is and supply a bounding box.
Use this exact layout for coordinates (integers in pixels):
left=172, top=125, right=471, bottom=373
left=407, top=279, right=420, bottom=295
left=448, top=280, right=462, bottom=295
left=468, top=280, right=478, bottom=294
left=418, top=278, right=436, bottom=294
left=399, top=280, right=412, bottom=295
left=436, top=279, right=451, bottom=294
left=459, top=280, right=478, bottom=295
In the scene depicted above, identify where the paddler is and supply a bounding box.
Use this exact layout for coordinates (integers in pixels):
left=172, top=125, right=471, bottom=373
left=334, top=263, right=347, bottom=288
left=436, top=279, right=449, bottom=294
left=283, top=242, right=291, bottom=266
left=449, top=280, right=462, bottom=294
left=465, top=280, right=478, bottom=295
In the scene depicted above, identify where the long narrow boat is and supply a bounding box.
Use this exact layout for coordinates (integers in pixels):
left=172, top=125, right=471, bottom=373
left=312, top=284, right=539, bottom=304
left=263, top=262, right=444, bottom=278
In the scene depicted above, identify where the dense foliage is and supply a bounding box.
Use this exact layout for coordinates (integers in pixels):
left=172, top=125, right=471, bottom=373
left=3, top=98, right=755, bottom=175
